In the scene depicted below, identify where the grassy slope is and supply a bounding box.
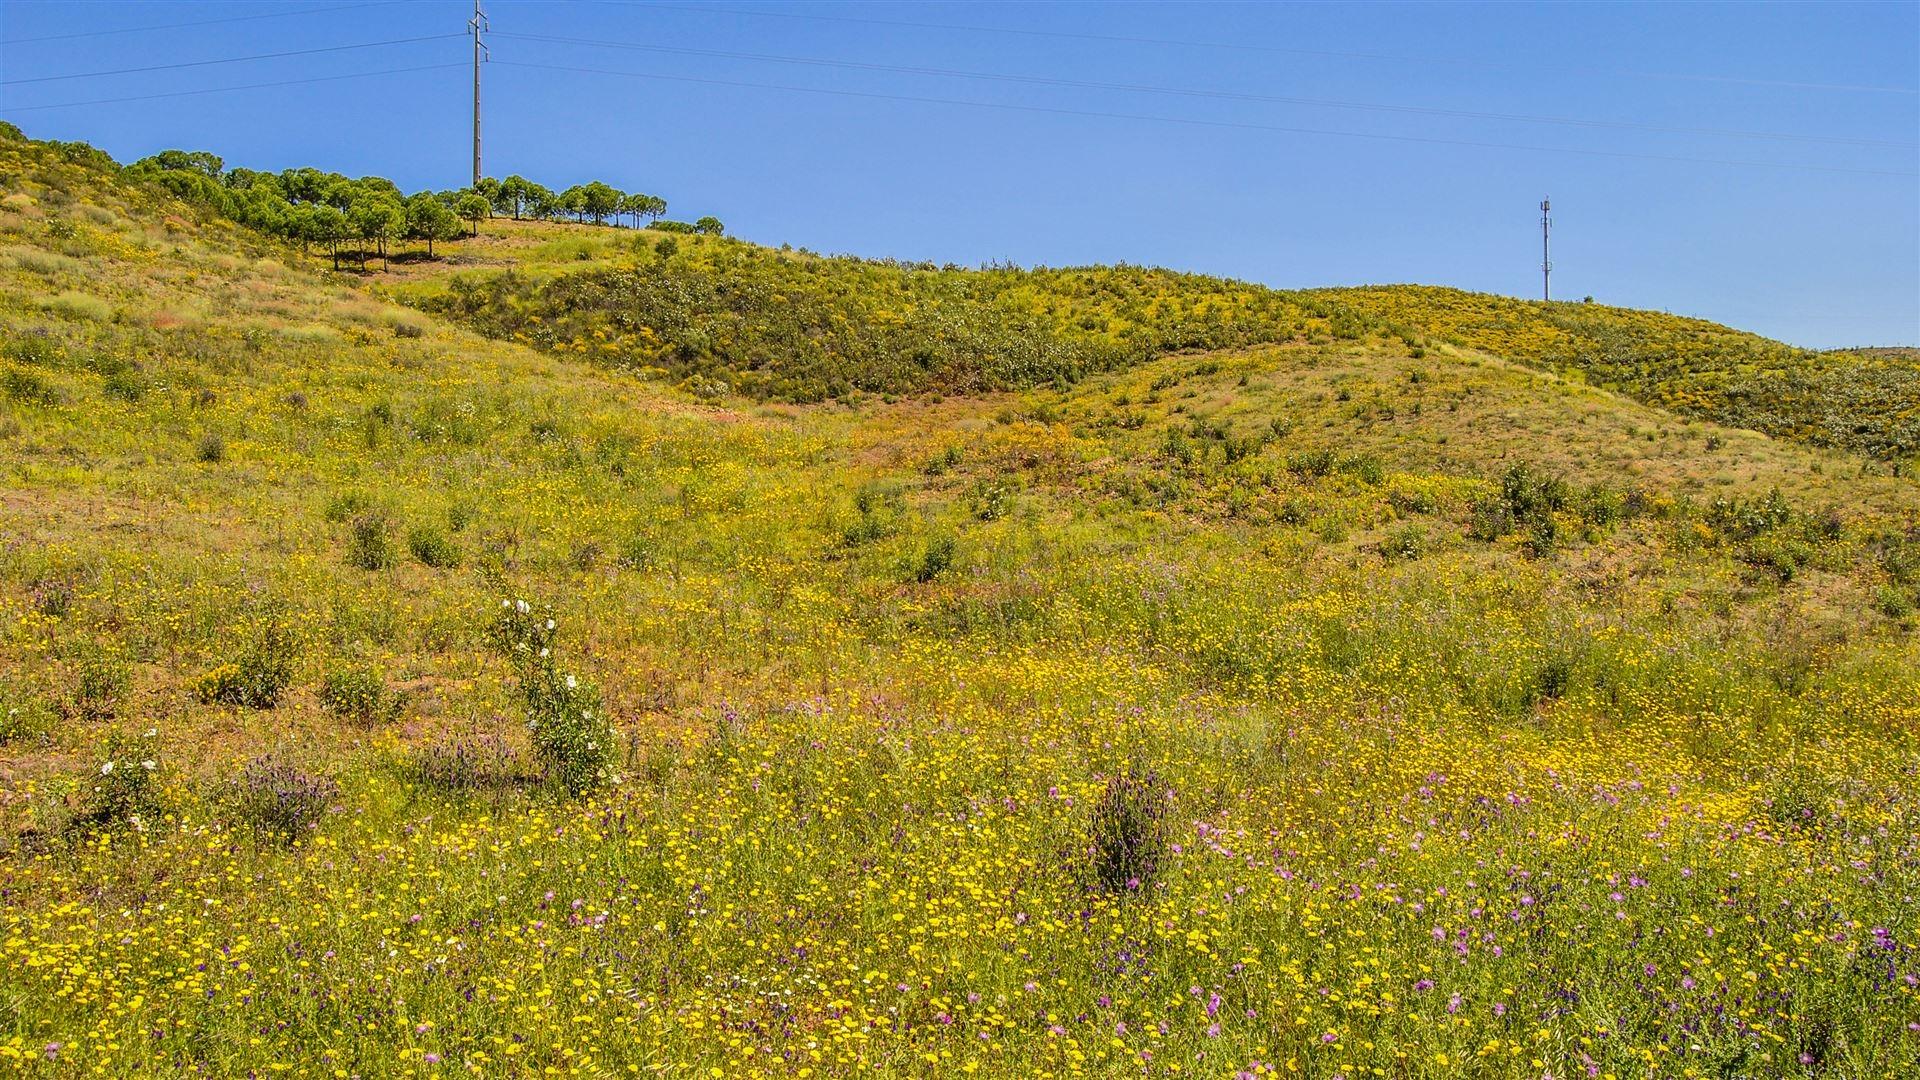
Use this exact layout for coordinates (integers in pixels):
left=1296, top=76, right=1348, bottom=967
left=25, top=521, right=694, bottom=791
left=1, top=131, right=1918, bottom=1076
left=394, top=217, right=1920, bottom=460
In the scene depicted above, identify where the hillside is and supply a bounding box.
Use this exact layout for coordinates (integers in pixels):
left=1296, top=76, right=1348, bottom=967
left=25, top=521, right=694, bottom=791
left=380, top=217, right=1920, bottom=462
left=1, top=127, right=1917, bottom=1077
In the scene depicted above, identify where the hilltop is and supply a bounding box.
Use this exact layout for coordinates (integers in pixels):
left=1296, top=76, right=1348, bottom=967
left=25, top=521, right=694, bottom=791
left=0, top=126, right=1917, bottom=1077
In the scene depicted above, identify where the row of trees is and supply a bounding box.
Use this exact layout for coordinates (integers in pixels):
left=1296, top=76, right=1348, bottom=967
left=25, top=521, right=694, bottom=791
left=476, top=175, right=664, bottom=228
left=127, top=150, right=701, bottom=270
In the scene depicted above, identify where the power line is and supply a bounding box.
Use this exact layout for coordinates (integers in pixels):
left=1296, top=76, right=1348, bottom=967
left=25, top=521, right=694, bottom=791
left=0, top=34, right=464, bottom=86
left=493, top=60, right=1919, bottom=179
left=0, top=2, right=401, bottom=46
left=0, top=63, right=467, bottom=114
left=498, top=31, right=1917, bottom=150
left=623, top=1, right=1920, bottom=97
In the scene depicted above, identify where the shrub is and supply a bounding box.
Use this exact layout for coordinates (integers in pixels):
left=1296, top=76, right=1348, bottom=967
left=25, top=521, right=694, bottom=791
left=1344, top=455, right=1386, bottom=486
left=322, top=491, right=372, bottom=523
left=841, top=483, right=903, bottom=547
left=194, top=620, right=297, bottom=708
left=319, top=665, right=403, bottom=726
left=971, top=480, right=1016, bottom=521
left=193, top=431, right=226, bottom=463
left=76, top=731, right=163, bottom=831
left=1520, top=655, right=1577, bottom=712
left=407, top=525, right=461, bottom=568
left=3, top=365, right=57, bottom=405
left=406, top=734, right=521, bottom=794
left=1087, top=768, right=1170, bottom=894
left=1578, top=485, right=1625, bottom=527
left=1380, top=524, right=1426, bottom=561
left=1522, top=514, right=1560, bottom=559
left=67, top=648, right=128, bottom=721
left=1743, top=534, right=1813, bottom=582
left=101, top=370, right=147, bottom=401
left=347, top=512, right=396, bottom=570
left=1388, top=487, right=1439, bottom=516
left=1467, top=499, right=1514, bottom=541
left=1501, top=463, right=1570, bottom=521
left=487, top=599, right=612, bottom=795
left=31, top=579, right=74, bottom=618
left=0, top=697, right=54, bottom=745
left=912, top=533, right=957, bottom=583
left=1286, top=449, right=1335, bottom=479
left=40, top=291, right=113, bottom=321
left=227, top=757, right=336, bottom=844
left=1873, top=585, right=1914, bottom=619
left=923, top=446, right=963, bottom=475
left=1705, top=489, right=1793, bottom=541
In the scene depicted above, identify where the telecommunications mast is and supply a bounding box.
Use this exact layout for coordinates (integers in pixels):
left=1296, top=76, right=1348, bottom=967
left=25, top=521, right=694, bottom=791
left=1540, top=197, right=1552, bottom=301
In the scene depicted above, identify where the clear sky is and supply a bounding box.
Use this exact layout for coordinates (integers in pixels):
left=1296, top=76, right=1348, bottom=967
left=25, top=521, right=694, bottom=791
left=2, top=0, right=1915, bottom=348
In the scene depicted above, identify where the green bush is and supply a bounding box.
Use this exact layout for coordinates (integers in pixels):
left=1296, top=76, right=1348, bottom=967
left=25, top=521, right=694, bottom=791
left=970, top=479, right=1016, bottom=522
left=194, top=620, right=297, bottom=709
left=75, top=730, right=163, bottom=831
left=1286, top=449, right=1335, bottom=479
left=227, top=757, right=336, bottom=845
left=405, top=734, right=521, bottom=794
left=193, top=431, right=226, bottom=463
left=347, top=513, right=396, bottom=570
left=1087, top=768, right=1169, bottom=894
left=1344, top=455, right=1386, bottom=486
left=1381, top=524, right=1426, bottom=561
left=1467, top=500, right=1514, bottom=541
left=31, top=579, right=74, bottom=618
left=487, top=599, right=612, bottom=795
left=922, top=446, right=963, bottom=475
left=319, top=665, right=403, bottom=726
left=67, top=647, right=128, bottom=721
left=322, top=491, right=372, bottom=523
left=1872, top=585, right=1913, bottom=619
left=3, top=365, right=58, bottom=405
left=912, top=533, right=957, bottom=583
left=1522, top=515, right=1561, bottom=559
left=101, top=370, right=147, bottom=401
left=407, top=525, right=461, bottom=568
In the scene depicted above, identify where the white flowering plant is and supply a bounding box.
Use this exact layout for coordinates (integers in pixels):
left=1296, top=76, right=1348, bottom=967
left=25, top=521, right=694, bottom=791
left=80, top=728, right=164, bottom=831
left=486, top=598, right=612, bottom=795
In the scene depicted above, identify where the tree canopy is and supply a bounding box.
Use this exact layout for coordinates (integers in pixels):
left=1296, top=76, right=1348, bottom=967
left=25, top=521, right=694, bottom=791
left=126, top=150, right=686, bottom=270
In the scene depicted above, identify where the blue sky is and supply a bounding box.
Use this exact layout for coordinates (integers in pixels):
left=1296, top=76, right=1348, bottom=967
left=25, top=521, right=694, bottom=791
left=2, top=0, right=1915, bottom=347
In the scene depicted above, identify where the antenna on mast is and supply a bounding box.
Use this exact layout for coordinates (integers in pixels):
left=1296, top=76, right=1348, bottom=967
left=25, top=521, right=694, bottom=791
left=470, top=0, right=488, bottom=187
left=1540, top=197, right=1552, bottom=302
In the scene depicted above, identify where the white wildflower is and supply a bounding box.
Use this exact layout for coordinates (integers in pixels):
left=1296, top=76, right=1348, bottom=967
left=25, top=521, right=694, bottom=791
left=101, top=761, right=114, bottom=775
